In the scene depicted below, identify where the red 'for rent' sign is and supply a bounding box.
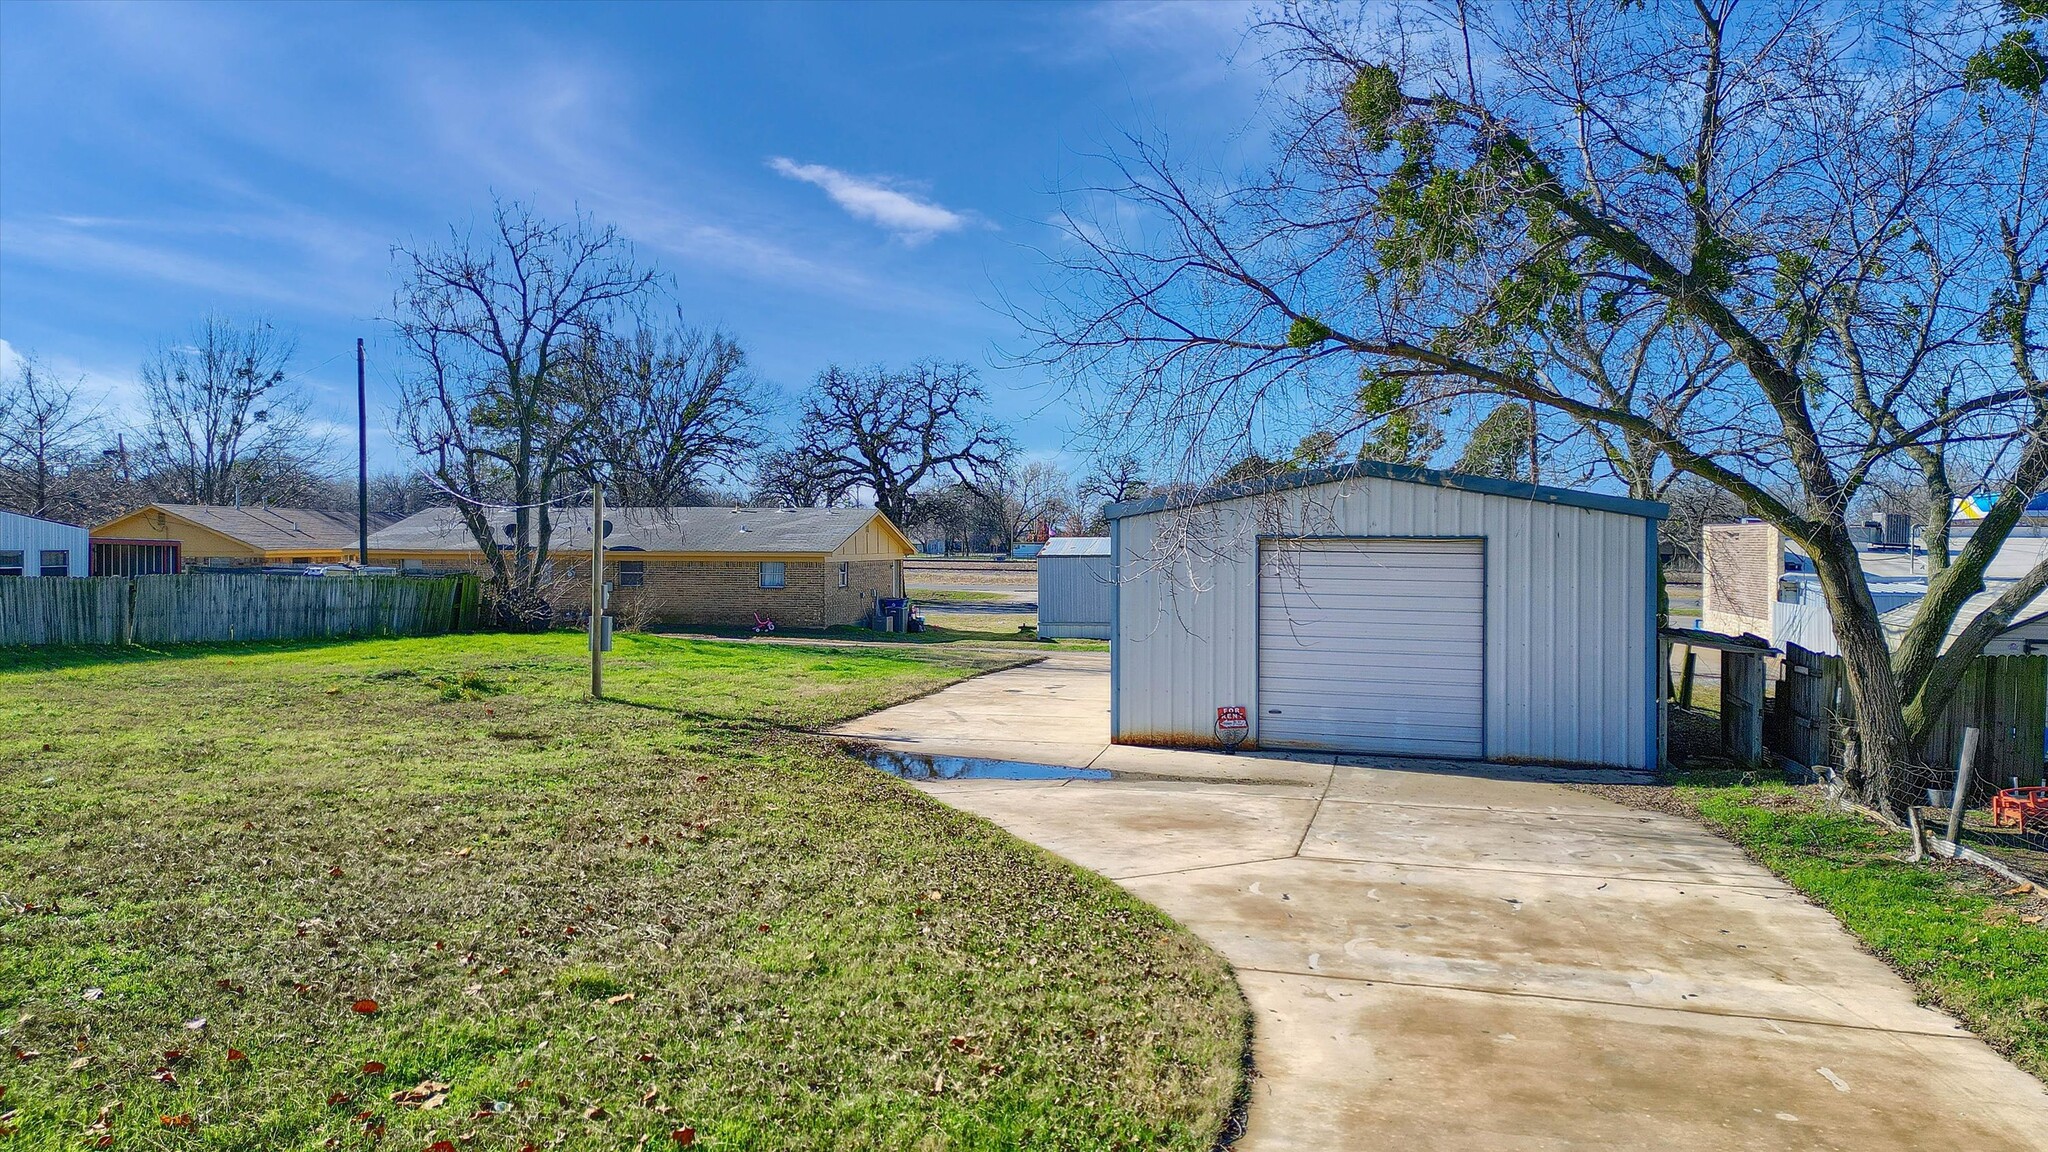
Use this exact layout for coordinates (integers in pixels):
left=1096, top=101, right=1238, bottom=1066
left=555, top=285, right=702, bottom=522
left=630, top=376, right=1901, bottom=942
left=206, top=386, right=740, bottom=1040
left=1216, top=706, right=1249, bottom=730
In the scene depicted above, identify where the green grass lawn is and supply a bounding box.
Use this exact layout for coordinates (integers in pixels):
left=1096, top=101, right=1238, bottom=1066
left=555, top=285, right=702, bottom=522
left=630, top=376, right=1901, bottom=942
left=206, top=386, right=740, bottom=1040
left=905, top=590, right=1015, bottom=604
left=657, top=616, right=1106, bottom=652
left=0, top=633, right=1245, bottom=1150
left=1665, top=775, right=2048, bottom=1080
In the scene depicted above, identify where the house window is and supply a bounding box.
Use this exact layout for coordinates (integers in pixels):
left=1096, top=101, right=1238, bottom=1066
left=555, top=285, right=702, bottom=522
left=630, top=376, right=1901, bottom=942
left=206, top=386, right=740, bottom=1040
left=291, top=556, right=311, bottom=565
left=759, top=561, right=786, bottom=589
left=39, top=550, right=69, bottom=578
left=619, top=560, right=645, bottom=588
left=838, top=561, right=849, bottom=589
left=0, top=550, right=22, bottom=577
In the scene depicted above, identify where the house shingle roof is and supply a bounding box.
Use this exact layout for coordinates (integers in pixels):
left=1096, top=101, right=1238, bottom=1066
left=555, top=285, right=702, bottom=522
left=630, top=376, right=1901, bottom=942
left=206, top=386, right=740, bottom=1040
left=368, top=505, right=904, bottom=557
left=126, top=504, right=375, bottom=551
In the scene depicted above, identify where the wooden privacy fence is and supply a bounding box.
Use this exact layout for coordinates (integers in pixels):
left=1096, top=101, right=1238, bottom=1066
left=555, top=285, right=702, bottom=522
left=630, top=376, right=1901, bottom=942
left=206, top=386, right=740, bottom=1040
left=1771, top=642, right=2046, bottom=788
left=0, top=574, right=480, bottom=647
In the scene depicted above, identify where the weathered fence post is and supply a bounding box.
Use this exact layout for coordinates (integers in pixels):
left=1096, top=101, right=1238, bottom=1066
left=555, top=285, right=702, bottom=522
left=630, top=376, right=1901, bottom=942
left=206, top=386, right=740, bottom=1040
left=1945, top=727, right=1980, bottom=846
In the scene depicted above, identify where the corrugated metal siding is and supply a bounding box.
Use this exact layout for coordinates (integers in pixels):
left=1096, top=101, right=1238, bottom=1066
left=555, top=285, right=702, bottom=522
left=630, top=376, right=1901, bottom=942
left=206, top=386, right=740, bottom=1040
left=0, top=511, right=90, bottom=576
left=1111, top=473, right=1655, bottom=769
left=1037, top=552, right=1114, bottom=639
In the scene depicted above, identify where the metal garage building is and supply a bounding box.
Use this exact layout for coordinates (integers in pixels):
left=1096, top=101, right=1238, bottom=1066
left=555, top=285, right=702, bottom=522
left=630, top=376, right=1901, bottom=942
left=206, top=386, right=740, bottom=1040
left=1036, top=537, right=1113, bottom=639
left=1106, top=461, right=1667, bottom=770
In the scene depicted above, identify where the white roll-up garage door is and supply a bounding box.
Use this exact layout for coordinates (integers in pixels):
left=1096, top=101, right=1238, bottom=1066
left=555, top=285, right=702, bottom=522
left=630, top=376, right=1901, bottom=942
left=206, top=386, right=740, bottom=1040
left=1257, top=538, right=1485, bottom=757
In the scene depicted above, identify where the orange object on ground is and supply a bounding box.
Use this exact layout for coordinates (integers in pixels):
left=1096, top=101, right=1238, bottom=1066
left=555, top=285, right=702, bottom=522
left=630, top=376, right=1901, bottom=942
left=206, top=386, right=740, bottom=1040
left=1990, top=786, right=2048, bottom=835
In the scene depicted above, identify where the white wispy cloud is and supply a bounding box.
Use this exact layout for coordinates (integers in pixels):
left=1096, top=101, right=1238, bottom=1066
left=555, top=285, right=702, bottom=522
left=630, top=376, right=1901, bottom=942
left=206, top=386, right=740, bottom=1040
left=768, top=157, right=970, bottom=243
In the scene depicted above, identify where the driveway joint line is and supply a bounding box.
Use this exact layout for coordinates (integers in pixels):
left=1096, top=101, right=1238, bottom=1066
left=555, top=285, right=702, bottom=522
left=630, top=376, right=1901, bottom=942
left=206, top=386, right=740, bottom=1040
left=1314, top=794, right=1695, bottom=821
left=1288, top=761, right=1338, bottom=860
left=1108, top=854, right=1309, bottom=882
left=1232, top=966, right=1977, bottom=1039
left=1283, top=852, right=1792, bottom=890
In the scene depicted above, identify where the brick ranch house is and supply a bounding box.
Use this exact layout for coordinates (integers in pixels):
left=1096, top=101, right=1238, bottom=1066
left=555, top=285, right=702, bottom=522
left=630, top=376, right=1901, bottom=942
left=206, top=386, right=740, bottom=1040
left=91, top=503, right=381, bottom=574
left=367, top=505, right=912, bottom=629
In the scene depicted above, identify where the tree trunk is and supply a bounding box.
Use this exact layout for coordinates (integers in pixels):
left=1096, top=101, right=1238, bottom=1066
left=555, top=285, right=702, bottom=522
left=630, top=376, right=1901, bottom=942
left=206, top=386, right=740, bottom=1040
left=1806, top=525, right=1918, bottom=814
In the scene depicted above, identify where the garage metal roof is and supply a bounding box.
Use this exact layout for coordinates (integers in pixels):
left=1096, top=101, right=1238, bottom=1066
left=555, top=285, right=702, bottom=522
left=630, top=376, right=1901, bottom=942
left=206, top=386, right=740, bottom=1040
left=1039, top=536, right=1111, bottom=557
left=1102, top=459, right=1669, bottom=522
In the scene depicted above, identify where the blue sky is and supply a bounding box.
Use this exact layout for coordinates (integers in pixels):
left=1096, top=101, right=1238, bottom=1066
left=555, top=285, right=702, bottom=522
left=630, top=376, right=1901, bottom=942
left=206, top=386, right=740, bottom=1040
left=0, top=0, right=1263, bottom=474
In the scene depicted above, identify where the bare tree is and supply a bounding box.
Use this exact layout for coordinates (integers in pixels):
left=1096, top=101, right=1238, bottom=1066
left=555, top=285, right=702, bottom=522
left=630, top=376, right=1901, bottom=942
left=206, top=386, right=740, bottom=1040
left=137, top=317, right=324, bottom=506
left=792, top=362, right=1012, bottom=526
left=906, top=481, right=991, bottom=553
left=575, top=307, right=766, bottom=506
left=1077, top=451, right=1152, bottom=526
left=1031, top=0, right=2048, bottom=812
left=750, top=448, right=853, bottom=508
left=972, top=459, right=1074, bottom=554
left=393, top=201, right=655, bottom=625
left=0, top=352, right=103, bottom=521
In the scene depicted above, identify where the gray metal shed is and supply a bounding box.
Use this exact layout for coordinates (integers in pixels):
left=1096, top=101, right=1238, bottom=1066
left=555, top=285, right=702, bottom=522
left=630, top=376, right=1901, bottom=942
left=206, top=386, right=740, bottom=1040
left=1106, top=461, right=1668, bottom=770
left=1036, top=536, right=1113, bottom=639
left=0, top=510, right=89, bottom=577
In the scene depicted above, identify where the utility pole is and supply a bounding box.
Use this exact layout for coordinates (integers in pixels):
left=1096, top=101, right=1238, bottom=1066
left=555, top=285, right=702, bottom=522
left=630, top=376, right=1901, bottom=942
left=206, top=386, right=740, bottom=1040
left=590, top=479, right=606, bottom=699
left=356, top=338, right=370, bottom=565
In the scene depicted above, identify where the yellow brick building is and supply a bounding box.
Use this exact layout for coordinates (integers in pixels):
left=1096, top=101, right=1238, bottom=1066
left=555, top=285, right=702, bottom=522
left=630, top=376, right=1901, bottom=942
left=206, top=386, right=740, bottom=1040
left=367, top=505, right=911, bottom=629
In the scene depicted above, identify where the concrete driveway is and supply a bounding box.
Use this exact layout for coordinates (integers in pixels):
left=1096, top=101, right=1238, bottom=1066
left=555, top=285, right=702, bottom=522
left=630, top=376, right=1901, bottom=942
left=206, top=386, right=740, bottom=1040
left=834, top=652, right=2048, bottom=1150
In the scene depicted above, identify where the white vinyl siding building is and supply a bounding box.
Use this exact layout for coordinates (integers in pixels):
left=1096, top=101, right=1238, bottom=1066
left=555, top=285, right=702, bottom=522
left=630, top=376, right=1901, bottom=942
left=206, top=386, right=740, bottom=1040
left=0, top=510, right=89, bottom=577
left=1036, top=537, right=1113, bottom=639
left=1106, top=461, right=1667, bottom=771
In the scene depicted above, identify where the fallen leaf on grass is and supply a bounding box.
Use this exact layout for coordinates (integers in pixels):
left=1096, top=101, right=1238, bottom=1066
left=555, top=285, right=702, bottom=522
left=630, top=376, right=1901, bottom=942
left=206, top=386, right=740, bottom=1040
left=392, top=1080, right=450, bottom=1109
left=226, top=1049, right=247, bottom=1062
left=2003, top=884, right=2036, bottom=896
left=68, top=1056, right=90, bottom=1071
left=426, top=1141, right=457, bottom=1152
left=605, top=993, right=635, bottom=1005
left=328, top=867, right=345, bottom=879
left=352, top=999, right=379, bottom=1015
left=184, top=1017, right=206, bottom=1030
left=362, top=1060, right=386, bottom=1074
left=159, top=1113, right=193, bottom=1127
left=81, top=987, right=103, bottom=1001
left=327, top=1091, right=353, bottom=1107
left=11, top=1049, right=37, bottom=1062
left=2022, top=914, right=2043, bottom=925
left=585, top=1104, right=609, bottom=1120
left=449, top=847, right=473, bottom=858
left=672, top=1129, right=695, bottom=1146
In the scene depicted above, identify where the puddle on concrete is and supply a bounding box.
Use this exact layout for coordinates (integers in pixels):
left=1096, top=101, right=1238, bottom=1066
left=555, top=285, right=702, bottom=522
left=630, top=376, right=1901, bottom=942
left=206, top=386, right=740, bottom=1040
left=852, top=747, right=1112, bottom=782
left=842, top=743, right=1313, bottom=789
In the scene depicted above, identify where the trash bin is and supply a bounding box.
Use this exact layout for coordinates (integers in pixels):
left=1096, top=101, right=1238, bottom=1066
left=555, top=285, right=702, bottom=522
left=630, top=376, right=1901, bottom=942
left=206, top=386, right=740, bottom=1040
left=879, top=597, right=908, bottom=632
